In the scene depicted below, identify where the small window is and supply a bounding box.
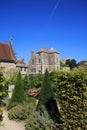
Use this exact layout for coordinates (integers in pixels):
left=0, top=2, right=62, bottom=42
left=38, top=70, right=41, bottom=73
left=24, top=68, right=26, bottom=71
left=20, top=67, right=22, bottom=71
left=39, top=59, right=40, bottom=63
left=32, top=59, right=34, bottom=65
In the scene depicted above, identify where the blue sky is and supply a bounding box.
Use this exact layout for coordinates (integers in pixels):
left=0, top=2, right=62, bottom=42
left=0, top=0, right=87, bottom=63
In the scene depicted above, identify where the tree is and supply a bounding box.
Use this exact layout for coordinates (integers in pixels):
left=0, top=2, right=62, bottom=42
left=23, top=75, right=29, bottom=91
left=8, top=72, right=26, bottom=109
left=38, top=69, right=54, bottom=104
left=36, top=69, right=62, bottom=128
left=66, top=59, right=77, bottom=69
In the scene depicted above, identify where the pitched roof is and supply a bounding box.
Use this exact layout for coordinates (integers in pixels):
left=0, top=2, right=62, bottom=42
left=16, top=59, right=28, bottom=68
left=0, top=42, right=16, bottom=62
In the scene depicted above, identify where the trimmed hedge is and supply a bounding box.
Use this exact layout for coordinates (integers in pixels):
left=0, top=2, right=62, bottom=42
left=50, top=69, right=87, bottom=130
left=8, top=69, right=87, bottom=130
left=7, top=72, right=27, bottom=110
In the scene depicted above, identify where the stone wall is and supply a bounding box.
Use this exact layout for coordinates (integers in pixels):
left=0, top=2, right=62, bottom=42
left=0, top=62, right=17, bottom=79
left=28, top=48, right=60, bottom=75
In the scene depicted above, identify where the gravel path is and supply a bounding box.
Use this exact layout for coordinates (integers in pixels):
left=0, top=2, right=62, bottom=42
left=0, top=109, right=25, bottom=130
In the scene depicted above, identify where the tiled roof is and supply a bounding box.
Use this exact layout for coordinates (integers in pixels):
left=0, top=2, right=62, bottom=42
left=16, top=59, right=28, bottom=68
left=16, top=59, right=25, bottom=64
left=0, top=42, right=16, bottom=62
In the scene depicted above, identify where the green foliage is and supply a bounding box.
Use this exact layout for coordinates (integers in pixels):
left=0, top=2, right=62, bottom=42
left=28, top=75, right=36, bottom=88
left=66, top=59, right=77, bottom=69
left=8, top=70, right=18, bottom=84
left=7, top=72, right=26, bottom=110
left=25, top=105, right=55, bottom=130
left=8, top=101, right=36, bottom=121
left=34, top=74, right=44, bottom=88
left=25, top=112, right=43, bottom=130
left=7, top=69, right=87, bottom=130
left=0, top=71, right=6, bottom=123
left=22, top=75, right=29, bottom=91
left=35, top=69, right=59, bottom=129
left=50, top=70, right=87, bottom=129
left=28, top=74, right=44, bottom=89
left=39, top=69, right=54, bottom=104
left=25, top=107, right=59, bottom=130
left=60, top=61, right=68, bottom=67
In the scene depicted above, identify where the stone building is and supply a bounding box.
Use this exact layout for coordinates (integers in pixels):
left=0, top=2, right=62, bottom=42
left=0, top=41, right=17, bottom=78
left=28, top=48, right=60, bottom=75
left=0, top=40, right=27, bottom=77
left=16, top=59, right=28, bottom=76
left=60, top=59, right=70, bottom=71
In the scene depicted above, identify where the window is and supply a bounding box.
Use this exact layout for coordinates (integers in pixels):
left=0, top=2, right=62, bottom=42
left=32, top=59, right=34, bottom=65
left=38, top=70, right=41, bottom=73
left=31, top=68, right=36, bottom=72
left=24, top=68, right=26, bottom=71
left=39, top=59, right=40, bottom=63
left=20, top=67, right=22, bottom=71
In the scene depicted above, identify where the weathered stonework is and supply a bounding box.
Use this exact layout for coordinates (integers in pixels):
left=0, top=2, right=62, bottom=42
left=0, top=62, right=17, bottom=79
left=28, top=48, right=60, bottom=75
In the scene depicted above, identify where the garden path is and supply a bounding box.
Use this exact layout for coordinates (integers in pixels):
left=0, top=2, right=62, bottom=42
left=0, top=109, right=25, bottom=130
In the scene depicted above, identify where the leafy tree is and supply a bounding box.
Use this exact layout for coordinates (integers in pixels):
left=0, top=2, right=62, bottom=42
left=7, top=72, right=26, bottom=109
left=66, top=59, right=77, bottom=69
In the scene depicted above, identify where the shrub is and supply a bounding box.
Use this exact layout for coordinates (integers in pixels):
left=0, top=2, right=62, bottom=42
left=8, top=101, right=36, bottom=121
left=25, top=112, right=43, bottom=130
left=25, top=110, right=60, bottom=130
left=50, top=70, right=87, bottom=129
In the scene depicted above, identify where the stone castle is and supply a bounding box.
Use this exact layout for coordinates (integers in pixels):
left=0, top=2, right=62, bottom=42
left=27, top=48, right=60, bottom=75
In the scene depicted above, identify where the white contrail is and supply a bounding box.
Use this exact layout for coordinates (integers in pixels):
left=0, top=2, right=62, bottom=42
left=49, top=0, right=60, bottom=21
left=43, top=0, right=61, bottom=31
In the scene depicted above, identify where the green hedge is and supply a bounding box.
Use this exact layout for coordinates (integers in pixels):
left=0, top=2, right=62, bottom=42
left=50, top=69, right=87, bottom=130
left=8, top=69, right=87, bottom=130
